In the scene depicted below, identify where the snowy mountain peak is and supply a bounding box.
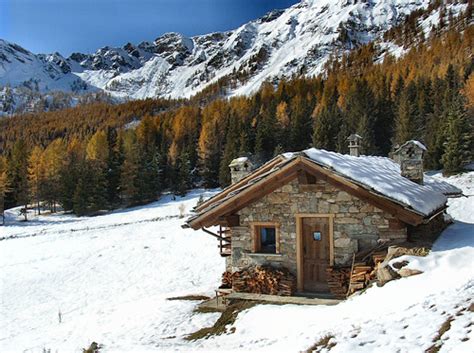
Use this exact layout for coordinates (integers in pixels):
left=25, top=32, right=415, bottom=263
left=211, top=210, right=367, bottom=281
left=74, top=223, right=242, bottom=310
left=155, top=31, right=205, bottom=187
left=0, top=0, right=468, bottom=115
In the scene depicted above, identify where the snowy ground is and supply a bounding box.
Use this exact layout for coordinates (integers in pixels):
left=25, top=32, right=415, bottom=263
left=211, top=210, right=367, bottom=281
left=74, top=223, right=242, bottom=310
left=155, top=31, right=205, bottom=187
left=1, top=173, right=473, bottom=352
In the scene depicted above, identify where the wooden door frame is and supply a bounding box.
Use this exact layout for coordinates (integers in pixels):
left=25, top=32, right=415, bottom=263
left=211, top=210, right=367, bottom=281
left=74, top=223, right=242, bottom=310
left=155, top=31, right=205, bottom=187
left=295, top=213, right=334, bottom=292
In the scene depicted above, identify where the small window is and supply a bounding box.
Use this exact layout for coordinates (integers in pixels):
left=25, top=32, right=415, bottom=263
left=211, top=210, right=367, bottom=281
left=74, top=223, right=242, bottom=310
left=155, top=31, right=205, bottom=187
left=254, top=225, right=278, bottom=254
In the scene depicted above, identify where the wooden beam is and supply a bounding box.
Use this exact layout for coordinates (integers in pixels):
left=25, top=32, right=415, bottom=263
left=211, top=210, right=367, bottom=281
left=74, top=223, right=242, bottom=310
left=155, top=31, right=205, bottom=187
left=296, top=216, right=303, bottom=292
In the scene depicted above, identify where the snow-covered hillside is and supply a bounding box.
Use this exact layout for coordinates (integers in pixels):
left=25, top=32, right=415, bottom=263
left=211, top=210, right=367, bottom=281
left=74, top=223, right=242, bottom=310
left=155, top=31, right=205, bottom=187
left=0, top=172, right=472, bottom=352
left=0, top=0, right=468, bottom=115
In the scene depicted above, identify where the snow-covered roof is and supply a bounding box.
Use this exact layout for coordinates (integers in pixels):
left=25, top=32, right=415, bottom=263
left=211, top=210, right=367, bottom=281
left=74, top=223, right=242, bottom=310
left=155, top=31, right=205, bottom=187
left=188, top=148, right=462, bottom=228
left=293, top=148, right=459, bottom=216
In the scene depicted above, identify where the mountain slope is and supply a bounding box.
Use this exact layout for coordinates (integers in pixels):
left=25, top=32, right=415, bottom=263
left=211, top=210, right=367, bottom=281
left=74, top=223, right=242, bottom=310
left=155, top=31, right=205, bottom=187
left=0, top=0, right=469, bottom=115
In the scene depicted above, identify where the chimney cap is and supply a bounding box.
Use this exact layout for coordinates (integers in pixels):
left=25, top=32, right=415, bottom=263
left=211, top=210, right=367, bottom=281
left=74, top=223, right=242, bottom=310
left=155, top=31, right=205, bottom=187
left=395, top=140, right=427, bottom=153
left=229, top=156, right=250, bottom=168
left=347, top=133, right=363, bottom=141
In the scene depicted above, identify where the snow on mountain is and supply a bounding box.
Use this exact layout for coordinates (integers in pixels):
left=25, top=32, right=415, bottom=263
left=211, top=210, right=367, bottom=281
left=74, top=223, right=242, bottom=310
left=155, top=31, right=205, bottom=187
left=0, top=0, right=469, bottom=115
left=0, top=172, right=472, bottom=352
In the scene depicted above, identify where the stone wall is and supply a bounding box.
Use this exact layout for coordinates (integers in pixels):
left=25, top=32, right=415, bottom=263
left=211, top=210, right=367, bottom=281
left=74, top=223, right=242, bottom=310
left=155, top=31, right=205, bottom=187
left=228, top=177, right=408, bottom=273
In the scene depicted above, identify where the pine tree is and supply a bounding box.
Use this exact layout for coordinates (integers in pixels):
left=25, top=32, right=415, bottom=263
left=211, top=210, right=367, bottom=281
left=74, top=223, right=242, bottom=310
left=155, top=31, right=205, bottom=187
left=344, top=79, right=377, bottom=154
left=441, top=98, right=473, bottom=175
left=28, top=146, right=45, bottom=215
left=394, top=83, right=418, bottom=146
left=176, top=151, right=191, bottom=196
left=73, top=163, right=91, bottom=216
left=0, top=156, right=9, bottom=225
left=312, top=105, right=340, bottom=151
left=219, top=115, right=240, bottom=187
left=42, top=139, right=67, bottom=212
left=60, top=138, right=84, bottom=212
left=85, top=131, right=109, bottom=212
left=106, top=128, right=123, bottom=207
left=198, top=119, right=222, bottom=188
left=120, top=131, right=141, bottom=205
left=289, top=94, right=313, bottom=151
left=7, top=140, right=29, bottom=220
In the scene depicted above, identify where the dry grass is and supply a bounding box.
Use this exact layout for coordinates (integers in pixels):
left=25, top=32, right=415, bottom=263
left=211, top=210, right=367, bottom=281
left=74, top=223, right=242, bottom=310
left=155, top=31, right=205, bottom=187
left=185, top=300, right=257, bottom=341
left=306, top=334, right=337, bottom=352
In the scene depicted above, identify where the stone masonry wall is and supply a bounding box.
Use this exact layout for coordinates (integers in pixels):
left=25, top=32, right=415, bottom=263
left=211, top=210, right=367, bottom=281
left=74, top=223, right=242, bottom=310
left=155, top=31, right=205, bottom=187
left=228, top=177, right=407, bottom=273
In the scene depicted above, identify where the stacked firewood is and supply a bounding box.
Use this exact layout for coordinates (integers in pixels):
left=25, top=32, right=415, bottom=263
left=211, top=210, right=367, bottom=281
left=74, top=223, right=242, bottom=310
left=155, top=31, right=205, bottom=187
left=326, top=267, right=351, bottom=299
left=230, top=266, right=296, bottom=296
left=221, top=271, right=233, bottom=289
left=347, top=264, right=372, bottom=294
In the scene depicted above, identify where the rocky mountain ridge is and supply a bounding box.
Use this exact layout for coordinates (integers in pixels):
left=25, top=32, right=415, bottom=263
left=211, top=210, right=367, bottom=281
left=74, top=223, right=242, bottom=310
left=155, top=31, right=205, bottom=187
left=0, top=0, right=469, bottom=115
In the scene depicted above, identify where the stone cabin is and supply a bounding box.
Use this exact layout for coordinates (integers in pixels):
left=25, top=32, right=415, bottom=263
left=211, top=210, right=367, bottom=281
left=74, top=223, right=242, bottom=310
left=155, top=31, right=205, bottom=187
left=185, top=140, right=461, bottom=294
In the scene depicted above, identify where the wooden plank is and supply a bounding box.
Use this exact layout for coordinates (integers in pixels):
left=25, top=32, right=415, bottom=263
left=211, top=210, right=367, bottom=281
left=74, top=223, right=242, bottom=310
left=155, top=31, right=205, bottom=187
left=296, top=216, right=303, bottom=292
left=227, top=292, right=341, bottom=306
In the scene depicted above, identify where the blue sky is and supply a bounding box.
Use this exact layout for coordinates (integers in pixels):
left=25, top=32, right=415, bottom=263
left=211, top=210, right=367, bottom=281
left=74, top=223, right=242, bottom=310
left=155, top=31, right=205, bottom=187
left=0, top=0, right=298, bottom=56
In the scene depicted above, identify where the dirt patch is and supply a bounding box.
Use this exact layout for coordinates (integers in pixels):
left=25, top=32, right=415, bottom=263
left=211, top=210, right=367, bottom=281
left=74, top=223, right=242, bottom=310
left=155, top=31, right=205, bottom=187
left=306, top=334, right=336, bottom=352
left=425, top=316, right=454, bottom=353
left=185, top=300, right=257, bottom=341
left=167, top=295, right=210, bottom=301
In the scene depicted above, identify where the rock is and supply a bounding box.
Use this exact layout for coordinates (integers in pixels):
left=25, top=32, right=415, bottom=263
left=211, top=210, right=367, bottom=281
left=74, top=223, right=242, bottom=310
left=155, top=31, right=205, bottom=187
left=398, top=268, right=423, bottom=278
left=334, top=237, right=352, bottom=248
left=376, top=264, right=400, bottom=285
left=392, top=260, right=409, bottom=269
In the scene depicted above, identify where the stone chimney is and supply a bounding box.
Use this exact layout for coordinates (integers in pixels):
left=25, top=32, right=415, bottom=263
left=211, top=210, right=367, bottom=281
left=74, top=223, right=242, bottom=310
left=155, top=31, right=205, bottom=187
left=229, top=157, right=254, bottom=184
left=347, top=134, right=363, bottom=157
left=391, top=140, right=426, bottom=185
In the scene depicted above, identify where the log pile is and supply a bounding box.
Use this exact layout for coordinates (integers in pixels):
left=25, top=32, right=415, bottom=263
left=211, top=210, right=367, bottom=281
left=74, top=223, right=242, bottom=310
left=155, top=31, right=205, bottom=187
left=221, top=271, right=233, bottom=289
left=230, top=266, right=296, bottom=296
left=347, top=264, right=373, bottom=295
left=326, top=267, right=351, bottom=299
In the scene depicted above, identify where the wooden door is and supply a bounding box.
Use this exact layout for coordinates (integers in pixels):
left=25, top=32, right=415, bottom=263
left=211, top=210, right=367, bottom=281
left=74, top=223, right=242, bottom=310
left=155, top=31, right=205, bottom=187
left=302, top=217, right=330, bottom=292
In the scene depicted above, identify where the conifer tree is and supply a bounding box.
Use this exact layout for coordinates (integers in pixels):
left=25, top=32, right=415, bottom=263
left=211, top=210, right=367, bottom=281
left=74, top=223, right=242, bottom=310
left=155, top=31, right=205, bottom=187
left=28, top=146, right=45, bottom=215
left=42, top=139, right=67, bottom=212
left=441, top=98, right=473, bottom=175
left=120, top=131, right=141, bottom=205
left=7, top=140, right=29, bottom=220
left=106, top=128, right=124, bottom=207
left=0, top=156, right=9, bottom=225
left=289, top=94, right=313, bottom=151
left=394, top=83, right=418, bottom=146
left=344, top=79, right=377, bottom=154
left=312, top=105, right=340, bottom=151
left=60, top=138, right=84, bottom=212
left=198, top=119, right=221, bottom=188
left=85, top=130, right=109, bottom=212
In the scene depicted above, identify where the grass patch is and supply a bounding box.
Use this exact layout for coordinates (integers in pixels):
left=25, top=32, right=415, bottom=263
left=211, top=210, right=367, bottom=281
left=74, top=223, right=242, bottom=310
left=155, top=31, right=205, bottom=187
left=193, top=306, right=225, bottom=314
left=185, top=300, right=257, bottom=341
left=306, top=334, right=336, bottom=352
left=82, top=342, right=101, bottom=353
left=425, top=316, right=454, bottom=353
left=167, top=295, right=210, bottom=301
